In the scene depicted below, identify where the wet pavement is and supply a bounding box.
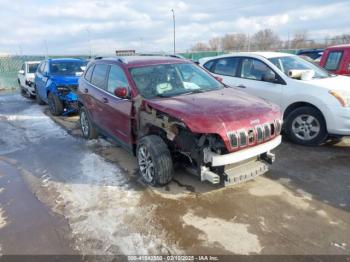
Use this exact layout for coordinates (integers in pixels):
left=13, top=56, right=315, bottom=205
left=0, top=91, right=349, bottom=256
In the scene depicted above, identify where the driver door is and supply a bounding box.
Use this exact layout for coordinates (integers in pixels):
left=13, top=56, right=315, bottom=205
left=235, top=58, right=284, bottom=107
left=102, top=65, right=132, bottom=146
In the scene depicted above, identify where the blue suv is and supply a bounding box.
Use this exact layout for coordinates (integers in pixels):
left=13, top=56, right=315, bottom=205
left=35, top=58, right=87, bottom=115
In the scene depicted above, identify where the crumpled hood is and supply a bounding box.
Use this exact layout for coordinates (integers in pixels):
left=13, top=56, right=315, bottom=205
left=50, top=75, right=80, bottom=86
left=302, top=75, right=350, bottom=93
left=145, top=88, right=281, bottom=134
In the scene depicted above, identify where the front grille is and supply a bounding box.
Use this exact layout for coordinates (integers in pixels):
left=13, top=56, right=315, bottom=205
left=228, top=120, right=281, bottom=149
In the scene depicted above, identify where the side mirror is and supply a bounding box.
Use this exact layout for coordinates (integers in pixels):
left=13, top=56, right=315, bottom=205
left=262, top=71, right=276, bottom=82
left=214, top=76, right=223, bottom=82
left=18, top=70, right=25, bottom=75
left=43, top=71, right=49, bottom=77
left=114, top=87, right=129, bottom=99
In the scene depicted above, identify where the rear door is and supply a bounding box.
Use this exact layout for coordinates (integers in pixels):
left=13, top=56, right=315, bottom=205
left=102, top=65, right=132, bottom=145
left=87, top=63, right=109, bottom=128
left=204, top=57, right=241, bottom=87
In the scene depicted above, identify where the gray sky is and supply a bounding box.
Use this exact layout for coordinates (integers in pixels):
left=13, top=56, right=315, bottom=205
left=0, top=0, right=349, bottom=55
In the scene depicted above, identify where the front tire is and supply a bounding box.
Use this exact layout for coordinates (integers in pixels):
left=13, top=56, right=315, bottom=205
left=137, top=135, right=173, bottom=186
left=80, top=107, right=98, bottom=139
left=285, top=106, right=327, bottom=146
left=48, top=93, right=64, bottom=116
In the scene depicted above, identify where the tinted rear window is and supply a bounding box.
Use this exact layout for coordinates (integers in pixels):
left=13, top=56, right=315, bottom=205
left=213, top=58, right=238, bottom=76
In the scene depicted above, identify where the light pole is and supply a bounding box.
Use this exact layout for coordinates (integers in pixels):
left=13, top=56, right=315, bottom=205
left=171, top=9, right=176, bottom=54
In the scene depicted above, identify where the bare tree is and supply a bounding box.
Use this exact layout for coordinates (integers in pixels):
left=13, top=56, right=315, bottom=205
left=251, top=29, right=281, bottom=50
left=221, top=33, right=248, bottom=51
left=190, top=42, right=210, bottom=51
left=208, top=37, right=221, bottom=51
left=329, top=34, right=350, bottom=45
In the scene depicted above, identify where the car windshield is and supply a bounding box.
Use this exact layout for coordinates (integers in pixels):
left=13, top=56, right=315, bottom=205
left=269, top=56, right=332, bottom=79
left=27, top=63, right=39, bottom=73
left=129, top=63, right=224, bottom=98
left=50, top=61, right=86, bottom=76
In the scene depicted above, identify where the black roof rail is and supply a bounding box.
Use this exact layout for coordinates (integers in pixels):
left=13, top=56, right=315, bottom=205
left=94, top=56, right=103, bottom=60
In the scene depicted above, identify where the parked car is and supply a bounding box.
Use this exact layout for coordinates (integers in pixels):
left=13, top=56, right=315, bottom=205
left=199, top=52, right=350, bottom=145
left=77, top=56, right=282, bottom=187
left=17, top=61, right=40, bottom=98
left=320, top=44, right=350, bottom=76
left=296, top=48, right=324, bottom=61
left=35, top=58, right=86, bottom=115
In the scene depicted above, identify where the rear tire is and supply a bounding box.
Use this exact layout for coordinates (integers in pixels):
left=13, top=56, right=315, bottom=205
left=285, top=106, right=327, bottom=146
left=48, top=93, right=64, bottom=116
left=80, top=107, right=98, bottom=139
left=137, top=135, right=173, bottom=186
left=35, top=86, right=45, bottom=105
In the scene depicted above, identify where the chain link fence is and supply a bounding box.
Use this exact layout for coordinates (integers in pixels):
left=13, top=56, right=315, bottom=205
left=0, top=55, right=44, bottom=90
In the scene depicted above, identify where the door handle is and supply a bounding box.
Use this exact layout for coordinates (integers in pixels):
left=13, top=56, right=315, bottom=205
left=102, top=97, right=108, bottom=103
left=84, top=88, right=89, bottom=93
left=237, top=84, right=246, bottom=88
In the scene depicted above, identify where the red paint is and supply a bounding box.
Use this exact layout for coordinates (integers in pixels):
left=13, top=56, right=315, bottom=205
left=78, top=57, right=281, bottom=152
left=320, top=44, right=350, bottom=76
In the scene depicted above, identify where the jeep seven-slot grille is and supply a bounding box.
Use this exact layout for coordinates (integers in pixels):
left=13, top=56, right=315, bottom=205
left=228, top=120, right=282, bottom=149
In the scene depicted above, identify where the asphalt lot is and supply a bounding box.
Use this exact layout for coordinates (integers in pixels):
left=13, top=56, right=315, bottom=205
left=0, top=91, right=349, bottom=256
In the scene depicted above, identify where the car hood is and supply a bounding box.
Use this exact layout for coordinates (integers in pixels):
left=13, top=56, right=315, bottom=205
left=145, top=88, right=281, bottom=134
left=50, top=75, right=80, bottom=85
left=302, top=75, right=350, bottom=92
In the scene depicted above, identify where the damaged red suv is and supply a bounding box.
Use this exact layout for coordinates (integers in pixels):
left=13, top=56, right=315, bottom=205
left=77, top=56, right=282, bottom=186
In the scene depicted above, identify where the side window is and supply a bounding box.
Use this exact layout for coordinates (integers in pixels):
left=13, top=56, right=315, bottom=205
left=240, top=58, right=274, bottom=81
left=203, top=60, right=214, bottom=71
left=324, top=51, right=343, bottom=71
left=213, top=58, right=238, bottom=76
left=107, top=65, right=128, bottom=94
left=91, top=64, right=108, bottom=89
left=84, top=65, right=94, bottom=82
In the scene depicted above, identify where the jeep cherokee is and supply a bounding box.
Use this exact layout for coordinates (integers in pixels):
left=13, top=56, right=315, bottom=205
left=77, top=56, right=282, bottom=186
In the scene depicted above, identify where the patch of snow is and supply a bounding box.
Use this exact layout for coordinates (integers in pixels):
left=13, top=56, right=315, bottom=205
left=42, top=152, right=178, bottom=255
left=182, top=212, right=261, bottom=254
left=86, top=138, right=113, bottom=148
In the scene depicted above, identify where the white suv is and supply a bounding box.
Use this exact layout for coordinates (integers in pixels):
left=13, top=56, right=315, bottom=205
left=17, top=61, right=40, bottom=98
left=199, top=52, right=350, bottom=145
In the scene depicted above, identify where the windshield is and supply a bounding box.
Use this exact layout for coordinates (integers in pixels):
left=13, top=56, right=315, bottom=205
left=129, top=63, right=223, bottom=98
left=27, top=63, right=39, bottom=73
left=50, top=61, right=86, bottom=76
left=269, top=56, right=332, bottom=79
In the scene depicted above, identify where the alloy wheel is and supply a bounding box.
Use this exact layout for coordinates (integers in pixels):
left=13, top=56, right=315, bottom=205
left=138, top=146, right=155, bottom=183
left=80, top=111, right=89, bottom=137
left=292, top=114, right=320, bottom=141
